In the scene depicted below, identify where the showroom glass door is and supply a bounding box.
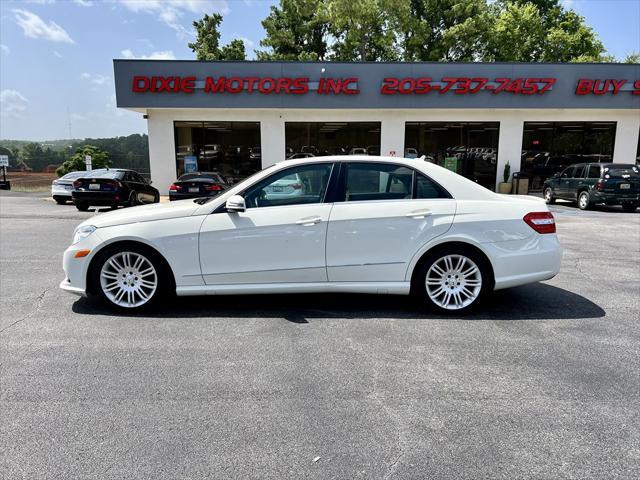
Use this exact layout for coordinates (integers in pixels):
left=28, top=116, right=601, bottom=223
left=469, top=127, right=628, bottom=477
left=521, top=122, right=616, bottom=191
left=174, top=121, right=261, bottom=185
left=404, top=122, right=499, bottom=190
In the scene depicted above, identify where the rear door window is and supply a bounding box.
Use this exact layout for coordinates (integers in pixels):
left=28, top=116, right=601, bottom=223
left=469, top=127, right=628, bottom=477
left=344, top=163, right=413, bottom=202
left=415, top=173, right=450, bottom=199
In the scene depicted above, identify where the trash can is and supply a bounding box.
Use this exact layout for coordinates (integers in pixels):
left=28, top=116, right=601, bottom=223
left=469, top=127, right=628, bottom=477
left=512, top=172, right=529, bottom=195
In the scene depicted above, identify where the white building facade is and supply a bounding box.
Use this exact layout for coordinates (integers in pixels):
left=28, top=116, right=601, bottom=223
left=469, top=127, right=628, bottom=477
left=113, top=61, right=640, bottom=194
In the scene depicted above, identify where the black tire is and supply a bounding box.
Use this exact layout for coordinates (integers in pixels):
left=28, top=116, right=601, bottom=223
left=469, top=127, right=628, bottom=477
left=412, top=245, right=493, bottom=315
left=153, top=193, right=160, bottom=203
left=127, top=191, right=139, bottom=208
left=543, top=187, right=555, bottom=205
left=578, top=191, right=591, bottom=210
left=622, top=204, right=638, bottom=213
left=54, top=197, right=67, bottom=205
left=75, top=202, right=89, bottom=211
left=89, top=243, right=173, bottom=312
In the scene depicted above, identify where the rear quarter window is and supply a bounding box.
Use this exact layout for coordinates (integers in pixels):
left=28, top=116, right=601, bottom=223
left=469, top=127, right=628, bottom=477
left=604, top=166, right=639, bottom=178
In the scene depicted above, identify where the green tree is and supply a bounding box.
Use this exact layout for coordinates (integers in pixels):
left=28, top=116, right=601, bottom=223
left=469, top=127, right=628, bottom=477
left=324, top=0, right=398, bottom=61
left=393, top=0, right=491, bottom=61
left=623, top=52, right=640, bottom=64
left=257, top=0, right=330, bottom=61
left=56, top=145, right=111, bottom=177
left=188, top=13, right=247, bottom=60
left=484, top=1, right=605, bottom=62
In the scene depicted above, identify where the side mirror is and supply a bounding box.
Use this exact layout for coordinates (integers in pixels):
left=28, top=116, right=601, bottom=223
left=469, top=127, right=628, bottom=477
left=226, top=195, right=246, bottom=213
left=553, top=172, right=560, bottom=178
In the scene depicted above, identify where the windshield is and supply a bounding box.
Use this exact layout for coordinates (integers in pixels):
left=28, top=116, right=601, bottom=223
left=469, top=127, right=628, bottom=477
left=179, top=173, right=224, bottom=182
left=61, top=171, right=87, bottom=180
left=82, top=170, right=124, bottom=179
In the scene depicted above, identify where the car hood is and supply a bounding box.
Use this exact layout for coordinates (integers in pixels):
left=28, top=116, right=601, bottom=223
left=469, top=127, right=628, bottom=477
left=80, top=200, right=202, bottom=229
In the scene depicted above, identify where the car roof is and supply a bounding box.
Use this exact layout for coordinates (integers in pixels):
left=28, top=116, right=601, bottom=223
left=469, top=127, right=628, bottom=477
left=273, top=155, right=497, bottom=200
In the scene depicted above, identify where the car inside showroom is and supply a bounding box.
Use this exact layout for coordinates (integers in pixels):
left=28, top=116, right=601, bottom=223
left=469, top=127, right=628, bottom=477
left=112, top=61, right=640, bottom=194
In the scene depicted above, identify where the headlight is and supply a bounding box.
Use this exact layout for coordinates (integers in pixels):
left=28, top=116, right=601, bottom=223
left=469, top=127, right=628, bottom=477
left=72, top=225, right=97, bottom=245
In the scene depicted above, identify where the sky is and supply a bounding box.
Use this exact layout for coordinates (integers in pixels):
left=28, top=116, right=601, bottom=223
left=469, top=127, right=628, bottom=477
left=0, top=0, right=638, bottom=141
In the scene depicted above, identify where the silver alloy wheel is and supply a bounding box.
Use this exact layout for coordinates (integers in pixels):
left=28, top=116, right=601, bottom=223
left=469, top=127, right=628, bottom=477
left=99, top=251, right=157, bottom=308
left=579, top=192, right=589, bottom=209
left=425, top=254, right=482, bottom=310
left=544, top=188, right=553, bottom=203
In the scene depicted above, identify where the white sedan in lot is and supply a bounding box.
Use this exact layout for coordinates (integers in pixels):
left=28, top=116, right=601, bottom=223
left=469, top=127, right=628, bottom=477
left=60, top=156, right=561, bottom=313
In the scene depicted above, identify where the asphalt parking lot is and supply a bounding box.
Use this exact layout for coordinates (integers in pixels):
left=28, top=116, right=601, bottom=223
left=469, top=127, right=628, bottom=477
left=1, top=192, right=639, bottom=479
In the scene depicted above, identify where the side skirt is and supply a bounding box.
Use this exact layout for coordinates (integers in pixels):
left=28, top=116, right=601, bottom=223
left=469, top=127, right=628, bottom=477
left=176, top=282, right=411, bottom=296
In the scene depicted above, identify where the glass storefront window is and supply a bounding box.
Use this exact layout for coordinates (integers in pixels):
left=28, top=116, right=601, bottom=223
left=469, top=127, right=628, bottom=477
left=521, top=122, right=616, bottom=190
left=174, top=121, right=261, bottom=184
left=285, top=122, right=381, bottom=159
left=404, top=122, right=499, bottom=190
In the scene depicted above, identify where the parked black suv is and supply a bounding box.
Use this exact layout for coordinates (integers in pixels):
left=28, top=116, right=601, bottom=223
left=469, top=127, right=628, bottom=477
left=543, top=163, right=639, bottom=212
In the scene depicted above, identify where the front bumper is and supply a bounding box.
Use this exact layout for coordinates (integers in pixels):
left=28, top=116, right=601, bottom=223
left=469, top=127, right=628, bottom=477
left=59, top=278, right=86, bottom=296
left=60, top=231, right=104, bottom=296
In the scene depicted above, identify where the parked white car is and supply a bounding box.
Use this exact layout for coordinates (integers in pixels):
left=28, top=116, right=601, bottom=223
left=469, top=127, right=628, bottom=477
left=51, top=171, right=86, bottom=204
left=60, top=156, right=561, bottom=313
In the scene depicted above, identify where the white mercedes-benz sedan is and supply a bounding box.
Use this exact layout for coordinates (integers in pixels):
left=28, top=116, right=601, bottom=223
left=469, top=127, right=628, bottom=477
left=60, top=156, right=561, bottom=314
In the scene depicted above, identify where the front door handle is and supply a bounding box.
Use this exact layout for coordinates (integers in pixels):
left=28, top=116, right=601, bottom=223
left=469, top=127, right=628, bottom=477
left=406, top=209, right=432, bottom=219
left=296, top=216, right=322, bottom=226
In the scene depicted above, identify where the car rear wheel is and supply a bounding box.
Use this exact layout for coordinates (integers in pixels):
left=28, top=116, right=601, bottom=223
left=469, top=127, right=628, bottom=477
left=622, top=203, right=638, bottom=213
left=543, top=187, right=555, bottom=204
left=93, top=246, right=167, bottom=311
left=413, top=247, right=491, bottom=314
left=75, top=202, right=89, bottom=211
left=128, top=191, right=139, bottom=207
left=578, top=191, right=591, bottom=210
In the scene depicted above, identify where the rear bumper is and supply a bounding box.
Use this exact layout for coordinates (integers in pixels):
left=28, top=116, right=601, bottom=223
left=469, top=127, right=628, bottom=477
left=52, top=185, right=72, bottom=197
left=72, top=190, right=123, bottom=206
left=486, top=234, right=562, bottom=290
left=591, top=191, right=639, bottom=205
left=169, top=192, right=219, bottom=201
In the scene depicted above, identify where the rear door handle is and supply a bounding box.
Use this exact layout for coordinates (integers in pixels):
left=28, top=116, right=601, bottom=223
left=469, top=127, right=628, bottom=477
left=406, top=209, right=432, bottom=219
left=296, top=216, right=322, bottom=226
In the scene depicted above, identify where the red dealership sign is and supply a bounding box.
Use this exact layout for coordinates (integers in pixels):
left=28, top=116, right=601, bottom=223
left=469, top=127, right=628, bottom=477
left=131, top=75, right=640, bottom=96
left=575, top=79, right=640, bottom=95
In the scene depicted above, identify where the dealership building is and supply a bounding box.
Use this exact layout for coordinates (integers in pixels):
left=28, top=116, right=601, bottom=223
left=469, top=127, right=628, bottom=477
left=113, top=60, right=640, bottom=194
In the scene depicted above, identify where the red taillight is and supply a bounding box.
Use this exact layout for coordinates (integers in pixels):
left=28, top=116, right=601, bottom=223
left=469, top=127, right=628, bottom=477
left=595, top=181, right=605, bottom=191
left=291, top=183, right=303, bottom=190
left=524, top=212, right=556, bottom=234
left=204, top=184, right=222, bottom=192
left=73, top=180, right=82, bottom=188
left=105, top=180, right=121, bottom=188
left=169, top=184, right=182, bottom=191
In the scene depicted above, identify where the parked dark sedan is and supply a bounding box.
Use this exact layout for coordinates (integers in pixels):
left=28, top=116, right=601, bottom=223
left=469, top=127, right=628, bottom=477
left=543, top=163, right=639, bottom=212
left=72, top=169, right=159, bottom=211
left=169, top=172, right=228, bottom=201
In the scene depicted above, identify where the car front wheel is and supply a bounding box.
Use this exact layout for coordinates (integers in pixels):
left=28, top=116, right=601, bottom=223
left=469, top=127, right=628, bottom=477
left=92, top=246, right=167, bottom=311
left=578, top=191, right=591, bottom=210
left=543, top=187, right=555, bottom=204
left=414, top=247, right=491, bottom=314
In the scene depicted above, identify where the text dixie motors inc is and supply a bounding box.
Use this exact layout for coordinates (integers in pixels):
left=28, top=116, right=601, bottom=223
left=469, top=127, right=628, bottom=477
left=131, top=75, right=640, bottom=96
